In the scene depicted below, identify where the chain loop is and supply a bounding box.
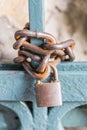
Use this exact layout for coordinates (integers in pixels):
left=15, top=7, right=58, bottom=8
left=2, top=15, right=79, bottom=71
left=13, top=23, right=75, bottom=80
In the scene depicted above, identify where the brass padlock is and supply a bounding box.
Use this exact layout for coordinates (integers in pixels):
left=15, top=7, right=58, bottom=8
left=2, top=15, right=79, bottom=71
left=36, top=65, right=62, bottom=107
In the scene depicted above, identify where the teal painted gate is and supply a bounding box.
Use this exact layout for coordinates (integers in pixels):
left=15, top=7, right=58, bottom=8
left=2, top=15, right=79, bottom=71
left=0, top=0, right=87, bottom=129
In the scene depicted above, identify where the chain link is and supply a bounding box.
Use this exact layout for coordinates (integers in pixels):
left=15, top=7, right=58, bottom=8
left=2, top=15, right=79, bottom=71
left=13, top=23, right=75, bottom=80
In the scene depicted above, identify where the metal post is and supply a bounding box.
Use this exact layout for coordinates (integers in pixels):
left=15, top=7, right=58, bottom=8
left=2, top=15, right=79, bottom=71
left=29, top=0, right=44, bottom=46
left=29, top=1, right=47, bottom=130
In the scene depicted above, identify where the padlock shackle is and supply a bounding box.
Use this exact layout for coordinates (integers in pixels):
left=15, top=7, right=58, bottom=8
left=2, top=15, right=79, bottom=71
left=36, top=64, right=59, bottom=84
left=50, top=64, right=58, bottom=82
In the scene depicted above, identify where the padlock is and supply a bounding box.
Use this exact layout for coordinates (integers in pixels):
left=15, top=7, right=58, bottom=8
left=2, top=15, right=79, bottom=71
left=36, top=64, right=62, bottom=107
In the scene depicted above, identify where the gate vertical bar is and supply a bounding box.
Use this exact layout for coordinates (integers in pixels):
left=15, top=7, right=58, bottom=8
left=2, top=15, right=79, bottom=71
left=29, top=0, right=47, bottom=130
left=29, top=0, right=44, bottom=46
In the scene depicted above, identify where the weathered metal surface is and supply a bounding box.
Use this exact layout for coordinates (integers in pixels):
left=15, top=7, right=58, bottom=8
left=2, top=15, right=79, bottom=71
left=33, top=103, right=47, bottom=130
left=36, top=81, right=62, bottom=107
left=47, top=102, right=87, bottom=130
left=0, top=104, right=20, bottom=130
left=62, top=105, right=87, bottom=127
left=0, top=101, right=87, bottom=130
left=0, top=62, right=86, bottom=102
left=0, top=102, right=33, bottom=130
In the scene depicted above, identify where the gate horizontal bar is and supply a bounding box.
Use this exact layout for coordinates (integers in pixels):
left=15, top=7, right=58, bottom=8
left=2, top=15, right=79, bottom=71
left=0, top=62, right=86, bottom=102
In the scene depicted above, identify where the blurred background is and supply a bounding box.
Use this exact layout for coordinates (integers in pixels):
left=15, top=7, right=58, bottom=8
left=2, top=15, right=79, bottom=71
left=0, top=0, right=87, bottom=62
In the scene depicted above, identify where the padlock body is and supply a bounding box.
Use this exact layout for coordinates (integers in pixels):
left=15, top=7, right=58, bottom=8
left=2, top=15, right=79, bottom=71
left=36, top=82, right=62, bottom=107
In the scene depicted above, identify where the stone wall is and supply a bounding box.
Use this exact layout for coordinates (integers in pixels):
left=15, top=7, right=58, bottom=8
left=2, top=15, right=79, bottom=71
left=0, top=0, right=28, bottom=27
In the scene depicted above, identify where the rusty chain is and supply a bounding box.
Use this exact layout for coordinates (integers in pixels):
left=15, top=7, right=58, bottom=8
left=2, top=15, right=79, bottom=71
left=13, top=23, right=75, bottom=80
